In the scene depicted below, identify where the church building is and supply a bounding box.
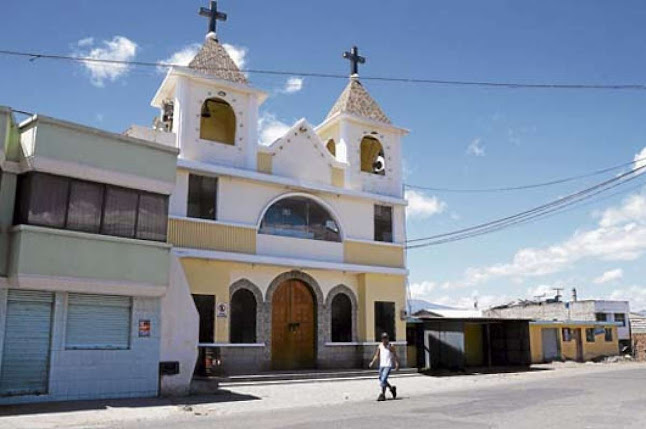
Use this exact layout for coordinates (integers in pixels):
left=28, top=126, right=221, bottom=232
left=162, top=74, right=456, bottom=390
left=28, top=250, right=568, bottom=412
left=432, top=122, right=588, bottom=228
left=126, top=1, right=410, bottom=391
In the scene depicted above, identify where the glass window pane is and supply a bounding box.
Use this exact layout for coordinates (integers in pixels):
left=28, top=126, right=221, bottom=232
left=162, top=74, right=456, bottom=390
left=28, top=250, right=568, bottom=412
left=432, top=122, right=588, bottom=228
left=259, top=197, right=341, bottom=242
left=27, top=173, right=69, bottom=227
left=331, top=294, right=352, bottom=342
left=66, top=181, right=103, bottom=233
left=374, top=205, right=393, bottom=242
left=374, top=301, right=396, bottom=341
left=136, top=193, right=168, bottom=241
left=102, top=187, right=138, bottom=238
left=230, top=290, right=257, bottom=343
left=187, top=174, right=217, bottom=220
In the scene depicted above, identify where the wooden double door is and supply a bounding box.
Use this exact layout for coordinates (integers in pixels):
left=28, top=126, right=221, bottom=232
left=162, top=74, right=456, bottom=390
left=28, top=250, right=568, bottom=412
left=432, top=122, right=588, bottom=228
left=271, top=280, right=316, bottom=370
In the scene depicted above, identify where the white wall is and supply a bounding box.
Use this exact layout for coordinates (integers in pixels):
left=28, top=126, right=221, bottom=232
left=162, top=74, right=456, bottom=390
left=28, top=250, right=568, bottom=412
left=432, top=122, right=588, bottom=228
left=0, top=292, right=162, bottom=404
left=174, top=76, right=258, bottom=170
left=256, top=234, right=343, bottom=263
left=270, top=122, right=336, bottom=185
left=594, top=301, right=631, bottom=340
left=160, top=255, right=199, bottom=396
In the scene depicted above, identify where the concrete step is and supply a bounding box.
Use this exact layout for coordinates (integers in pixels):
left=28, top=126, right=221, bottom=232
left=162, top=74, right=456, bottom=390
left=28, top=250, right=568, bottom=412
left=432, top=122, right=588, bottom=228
left=189, top=377, right=220, bottom=395
left=214, top=368, right=419, bottom=387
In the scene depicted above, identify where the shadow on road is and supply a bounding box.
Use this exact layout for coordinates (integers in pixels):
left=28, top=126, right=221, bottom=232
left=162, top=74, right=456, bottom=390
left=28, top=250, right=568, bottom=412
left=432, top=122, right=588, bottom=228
left=420, top=366, right=552, bottom=378
left=0, top=389, right=260, bottom=417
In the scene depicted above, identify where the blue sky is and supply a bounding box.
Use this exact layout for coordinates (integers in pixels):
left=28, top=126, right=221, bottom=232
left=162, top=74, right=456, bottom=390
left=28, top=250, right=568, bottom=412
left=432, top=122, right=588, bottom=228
left=2, top=1, right=646, bottom=309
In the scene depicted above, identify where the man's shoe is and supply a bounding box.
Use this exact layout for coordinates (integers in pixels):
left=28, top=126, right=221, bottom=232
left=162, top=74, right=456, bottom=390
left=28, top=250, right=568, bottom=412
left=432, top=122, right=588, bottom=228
left=377, top=393, right=386, bottom=401
left=390, top=386, right=397, bottom=399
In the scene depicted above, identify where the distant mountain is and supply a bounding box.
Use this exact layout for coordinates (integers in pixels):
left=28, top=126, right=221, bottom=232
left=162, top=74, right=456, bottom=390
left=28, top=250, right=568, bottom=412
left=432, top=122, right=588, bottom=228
left=407, top=299, right=457, bottom=314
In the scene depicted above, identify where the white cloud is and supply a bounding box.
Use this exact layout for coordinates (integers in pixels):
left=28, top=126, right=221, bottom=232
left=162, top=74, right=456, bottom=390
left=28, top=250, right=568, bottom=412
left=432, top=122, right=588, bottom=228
left=73, top=36, right=138, bottom=87
left=634, top=146, right=646, bottom=172
left=77, top=37, right=94, bottom=47
left=281, top=77, right=304, bottom=94
left=405, top=190, right=447, bottom=219
left=463, top=192, right=646, bottom=285
left=594, top=268, right=624, bottom=284
left=409, top=281, right=437, bottom=300
left=222, top=43, right=247, bottom=69
left=466, top=138, right=485, bottom=157
left=609, top=286, right=646, bottom=311
left=258, top=112, right=290, bottom=146
left=433, top=291, right=510, bottom=310
left=160, top=43, right=201, bottom=69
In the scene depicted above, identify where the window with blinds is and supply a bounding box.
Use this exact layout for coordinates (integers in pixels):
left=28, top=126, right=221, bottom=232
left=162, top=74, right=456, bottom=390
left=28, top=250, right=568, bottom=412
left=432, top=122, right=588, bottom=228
left=65, top=294, right=132, bottom=350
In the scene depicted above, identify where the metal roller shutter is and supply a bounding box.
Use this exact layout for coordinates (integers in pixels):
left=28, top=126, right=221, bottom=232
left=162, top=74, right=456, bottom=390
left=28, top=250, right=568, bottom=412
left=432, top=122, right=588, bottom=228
left=0, top=290, right=54, bottom=396
left=65, top=293, right=131, bottom=350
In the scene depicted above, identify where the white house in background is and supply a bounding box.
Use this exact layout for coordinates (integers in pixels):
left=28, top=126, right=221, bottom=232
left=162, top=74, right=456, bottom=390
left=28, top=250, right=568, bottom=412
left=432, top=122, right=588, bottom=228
left=485, top=295, right=630, bottom=351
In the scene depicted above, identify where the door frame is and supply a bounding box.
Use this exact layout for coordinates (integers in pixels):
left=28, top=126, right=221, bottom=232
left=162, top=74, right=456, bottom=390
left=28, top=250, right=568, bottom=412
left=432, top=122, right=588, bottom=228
left=265, top=271, right=325, bottom=370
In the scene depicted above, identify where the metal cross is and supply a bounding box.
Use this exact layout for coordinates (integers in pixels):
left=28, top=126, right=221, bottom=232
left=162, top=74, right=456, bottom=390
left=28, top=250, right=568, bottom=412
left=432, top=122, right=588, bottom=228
left=343, top=46, right=366, bottom=76
left=199, top=1, right=227, bottom=36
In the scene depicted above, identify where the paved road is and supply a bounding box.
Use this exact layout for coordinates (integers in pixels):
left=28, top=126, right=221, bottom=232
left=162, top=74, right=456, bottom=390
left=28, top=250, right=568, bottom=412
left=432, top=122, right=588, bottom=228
left=135, top=367, right=646, bottom=429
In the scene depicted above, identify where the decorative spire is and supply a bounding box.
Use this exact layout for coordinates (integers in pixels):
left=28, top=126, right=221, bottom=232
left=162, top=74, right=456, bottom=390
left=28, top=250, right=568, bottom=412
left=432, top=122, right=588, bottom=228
left=199, top=1, right=228, bottom=41
left=327, top=46, right=390, bottom=124
left=343, top=46, right=365, bottom=77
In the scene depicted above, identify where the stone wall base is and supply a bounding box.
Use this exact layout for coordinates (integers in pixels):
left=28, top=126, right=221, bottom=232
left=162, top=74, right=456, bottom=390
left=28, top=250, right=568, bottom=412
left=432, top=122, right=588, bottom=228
left=633, top=333, right=646, bottom=361
left=213, top=344, right=408, bottom=375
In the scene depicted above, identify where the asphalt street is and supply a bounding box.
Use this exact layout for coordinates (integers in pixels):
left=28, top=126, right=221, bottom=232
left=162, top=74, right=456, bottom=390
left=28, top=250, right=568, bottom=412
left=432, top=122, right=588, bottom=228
left=133, top=367, right=646, bottom=429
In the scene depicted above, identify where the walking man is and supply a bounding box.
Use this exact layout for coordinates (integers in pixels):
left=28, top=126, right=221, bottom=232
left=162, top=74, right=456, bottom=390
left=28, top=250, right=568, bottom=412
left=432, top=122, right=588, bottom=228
left=369, top=332, right=400, bottom=401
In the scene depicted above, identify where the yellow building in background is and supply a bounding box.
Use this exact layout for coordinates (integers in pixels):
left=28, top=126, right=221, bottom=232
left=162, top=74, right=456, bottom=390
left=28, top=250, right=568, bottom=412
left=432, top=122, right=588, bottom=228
left=529, top=321, right=619, bottom=363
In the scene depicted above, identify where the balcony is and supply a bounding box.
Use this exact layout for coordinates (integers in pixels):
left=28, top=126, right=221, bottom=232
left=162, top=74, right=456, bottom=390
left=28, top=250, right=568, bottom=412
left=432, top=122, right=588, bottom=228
left=8, top=225, right=171, bottom=296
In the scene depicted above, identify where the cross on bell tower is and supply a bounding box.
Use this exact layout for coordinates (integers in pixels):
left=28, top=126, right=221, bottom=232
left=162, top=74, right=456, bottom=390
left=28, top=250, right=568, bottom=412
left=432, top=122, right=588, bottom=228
left=343, top=46, right=366, bottom=77
left=199, top=1, right=227, bottom=40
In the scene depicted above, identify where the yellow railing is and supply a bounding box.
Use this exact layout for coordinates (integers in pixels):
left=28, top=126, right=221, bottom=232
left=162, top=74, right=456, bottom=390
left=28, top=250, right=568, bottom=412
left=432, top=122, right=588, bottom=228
left=168, top=218, right=256, bottom=254
left=344, top=241, right=405, bottom=268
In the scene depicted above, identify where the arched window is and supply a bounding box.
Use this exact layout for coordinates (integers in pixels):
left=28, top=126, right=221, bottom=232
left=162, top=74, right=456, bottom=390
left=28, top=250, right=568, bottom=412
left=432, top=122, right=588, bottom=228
left=360, top=136, right=385, bottom=175
left=331, top=294, right=352, bottom=342
left=230, top=289, right=257, bottom=343
left=326, top=139, right=336, bottom=157
left=259, top=196, right=341, bottom=242
left=200, top=98, right=236, bottom=145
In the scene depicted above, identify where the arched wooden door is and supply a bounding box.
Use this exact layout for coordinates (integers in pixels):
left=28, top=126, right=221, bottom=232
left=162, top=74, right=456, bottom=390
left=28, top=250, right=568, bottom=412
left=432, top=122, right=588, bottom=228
left=271, top=280, right=316, bottom=370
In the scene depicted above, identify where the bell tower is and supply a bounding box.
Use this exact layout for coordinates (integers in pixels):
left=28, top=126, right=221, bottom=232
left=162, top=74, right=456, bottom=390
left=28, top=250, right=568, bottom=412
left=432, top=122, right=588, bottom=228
left=316, top=46, right=407, bottom=198
left=151, top=1, right=267, bottom=170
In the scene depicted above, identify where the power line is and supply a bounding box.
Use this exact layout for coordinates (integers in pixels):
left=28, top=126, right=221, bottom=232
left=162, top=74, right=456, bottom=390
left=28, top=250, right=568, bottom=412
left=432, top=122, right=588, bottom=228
left=404, top=157, right=646, bottom=193
left=3, top=48, right=646, bottom=91
left=406, top=164, right=646, bottom=248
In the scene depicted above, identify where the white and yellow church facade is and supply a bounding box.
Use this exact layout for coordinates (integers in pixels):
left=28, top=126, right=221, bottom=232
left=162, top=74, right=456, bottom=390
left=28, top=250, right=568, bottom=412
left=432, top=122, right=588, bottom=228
left=123, top=10, right=410, bottom=392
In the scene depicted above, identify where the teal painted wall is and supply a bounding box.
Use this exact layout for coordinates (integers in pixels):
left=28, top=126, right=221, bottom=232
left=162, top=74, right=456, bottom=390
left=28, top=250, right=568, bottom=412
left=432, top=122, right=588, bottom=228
left=27, top=120, right=177, bottom=185
left=0, top=109, right=19, bottom=277
left=1, top=108, right=21, bottom=162
left=9, top=226, right=170, bottom=287
left=0, top=172, right=17, bottom=276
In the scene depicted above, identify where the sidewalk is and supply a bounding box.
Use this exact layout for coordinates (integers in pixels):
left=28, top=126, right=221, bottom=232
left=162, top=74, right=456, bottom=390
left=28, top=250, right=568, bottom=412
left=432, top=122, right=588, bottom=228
left=1, top=362, right=643, bottom=429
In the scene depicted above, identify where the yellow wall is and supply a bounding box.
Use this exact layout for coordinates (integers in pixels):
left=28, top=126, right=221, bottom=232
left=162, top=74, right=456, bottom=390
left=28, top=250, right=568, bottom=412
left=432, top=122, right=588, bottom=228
left=465, top=323, right=484, bottom=366
left=582, top=326, right=619, bottom=360
left=331, top=167, right=344, bottom=187
left=344, top=241, right=405, bottom=268
left=257, top=152, right=273, bottom=174
left=357, top=273, right=406, bottom=342
left=181, top=259, right=235, bottom=343
left=168, top=218, right=256, bottom=254
left=199, top=99, right=236, bottom=144
left=529, top=324, right=619, bottom=364
left=529, top=326, right=544, bottom=363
